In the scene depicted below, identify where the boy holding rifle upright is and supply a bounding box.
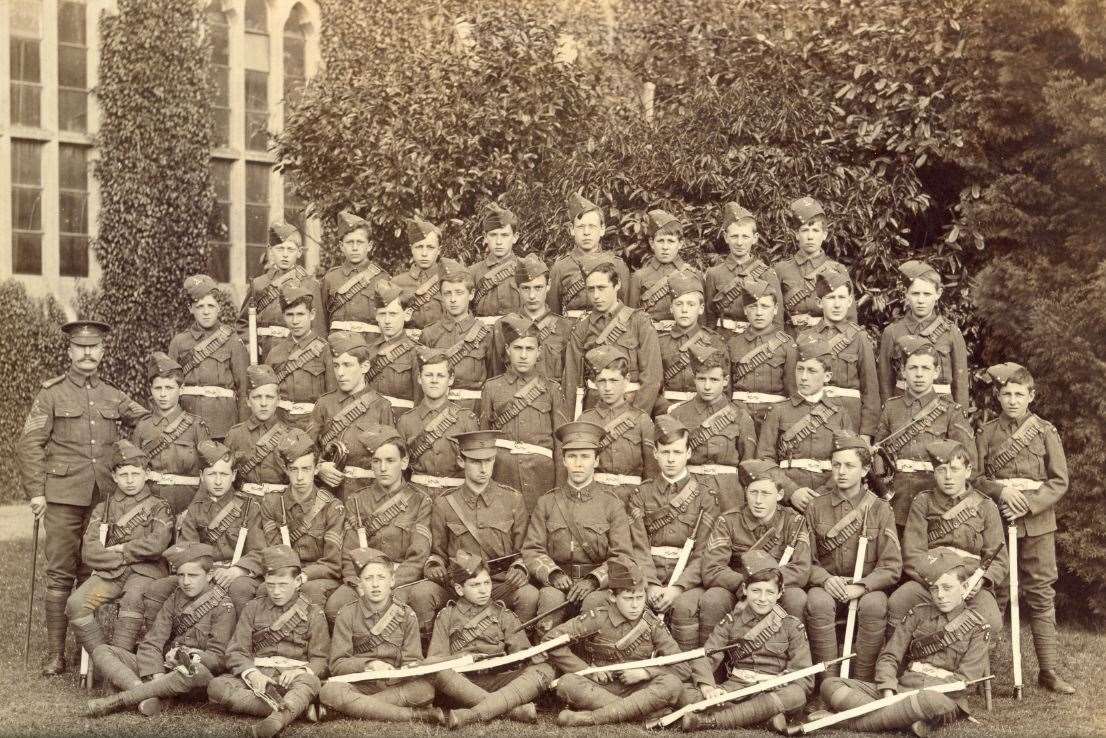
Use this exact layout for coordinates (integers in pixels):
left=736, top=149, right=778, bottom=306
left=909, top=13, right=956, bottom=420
left=976, top=362, right=1073, bottom=694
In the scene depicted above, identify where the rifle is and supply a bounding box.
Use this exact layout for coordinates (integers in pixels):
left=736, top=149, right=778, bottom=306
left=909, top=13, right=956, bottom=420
left=1008, top=523, right=1023, bottom=699
left=667, top=509, right=705, bottom=587
left=778, top=524, right=804, bottom=568
left=248, top=306, right=259, bottom=365
left=396, top=552, right=522, bottom=590
left=454, top=633, right=571, bottom=673
left=840, top=505, right=870, bottom=679
left=519, top=600, right=572, bottom=631
left=24, top=517, right=40, bottom=666
left=280, top=495, right=291, bottom=547
left=231, top=497, right=256, bottom=565
left=327, top=653, right=478, bottom=683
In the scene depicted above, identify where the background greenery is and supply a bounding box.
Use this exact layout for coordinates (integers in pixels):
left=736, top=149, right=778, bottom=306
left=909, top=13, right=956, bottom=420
left=1, top=0, right=1102, bottom=622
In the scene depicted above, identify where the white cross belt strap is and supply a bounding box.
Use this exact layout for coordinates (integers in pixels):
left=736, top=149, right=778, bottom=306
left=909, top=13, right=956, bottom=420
left=719, top=318, right=749, bottom=332
left=996, top=478, right=1043, bottom=491
left=404, top=328, right=423, bottom=341
left=254, top=657, right=307, bottom=669
left=652, top=319, right=676, bottom=332
left=330, top=321, right=380, bottom=334
left=448, top=389, right=482, bottom=401
left=343, top=466, right=375, bottom=479
left=180, top=385, right=236, bottom=399
left=278, top=400, right=315, bottom=415
left=663, top=390, right=696, bottom=402
left=256, top=326, right=291, bottom=338
left=494, top=439, right=553, bottom=458
left=650, top=545, right=683, bottom=559
left=788, top=313, right=822, bottom=328
left=587, top=380, right=643, bottom=392
left=780, top=458, right=832, bottom=473
left=895, top=459, right=934, bottom=473
left=411, top=473, right=464, bottom=489
left=147, top=472, right=200, bottom=486
left=732, top=391, right=787, bottom=404
left=476, top=315, right=502, bottom=325
left=564, top=309, right=588, bottom=319
left=823, top=385, right=862, bottom=399
left=688, top=463, right=738, bottom=476
left=594, top=472, right=642, bottom=486
left=242, top=482, right=286, bottom=496
left=382, top=395, right=415, bottom=409
left=896, top=379, right=952, bottom=395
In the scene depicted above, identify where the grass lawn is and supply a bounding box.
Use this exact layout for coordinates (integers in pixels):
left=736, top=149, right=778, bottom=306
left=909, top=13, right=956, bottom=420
left=0, top=537, right=1102, bottom=737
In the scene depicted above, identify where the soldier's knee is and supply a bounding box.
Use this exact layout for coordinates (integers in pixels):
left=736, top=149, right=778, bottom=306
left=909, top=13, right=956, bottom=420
left=805, top=587, right=835, bottom=620
left=513, top=583, right=540, bottom=609
left=580, top=588, right=609, bottom=613
left=653, top=673, right=683, bottom=696
left=819, top=677, right=847, bottom=701
left=700, top=586, right=734, bottom=615
left=319, top=681, right=350, bottom=707
left=776, top=683, right=808, bottom=710
left=556, top=674, right=589, bottom=701
left=207, top=675, right=235, bottom=704
left=297, top=672, right=322, bottom=691
left=65, top=591, right=90, bottom=620
left=780, top=587, right=806, bottom=617
left=671, top=588, right=702, bottom=619
left=857, top=591, right=888, bottom=620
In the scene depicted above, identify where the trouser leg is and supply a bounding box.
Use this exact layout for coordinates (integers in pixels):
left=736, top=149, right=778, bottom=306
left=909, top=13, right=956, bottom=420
left=299, top=578, right=339, bottom=609
left=112, top=574, right=154, bottom=651
left=669, top=587, right=704, bottom=650
left=140, top=576, right=179, bottom=630
left=90, top=645, right=142, bottom=691
left=503, top=582, right=540, bottom=623
left=698, top=586, right=736, bottom=647
left=208, top=674, right=273, bottom=717
left=556, top=673, right=619, bottom=710
left=469, top=663, right=554, bottom=720
left=805, top=587, right=839, bottom=673
left=533, top=586, right=571, bottom=640
left=586, top=674, right=683, bottom=724
left=780, top=586, right=807, bottom=619
left=1019, top=532, right=1060, bottom=672
left=407, top=580, right=448, bottom=645
left=434, top=669, right=489, bottom=706
left=708, top=689, right=790, bottom=728
left=855, top=591, right=888, bottom=681
left=226, top=575, right=260, bottom=614
left=67, top=575, right=123, bottom=652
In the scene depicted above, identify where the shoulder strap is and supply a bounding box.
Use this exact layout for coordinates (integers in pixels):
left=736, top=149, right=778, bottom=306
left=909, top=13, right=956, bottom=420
left=553, top=491, right=601, bottom=563
left=444, top=492, right=497, bottom=555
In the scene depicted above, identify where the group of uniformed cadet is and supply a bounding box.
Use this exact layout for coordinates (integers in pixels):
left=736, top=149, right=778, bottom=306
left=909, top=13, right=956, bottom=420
left=16, top=193, right=1074, bottom=737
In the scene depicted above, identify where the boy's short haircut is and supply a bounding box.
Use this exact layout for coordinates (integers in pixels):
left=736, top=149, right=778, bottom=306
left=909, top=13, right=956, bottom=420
left=904, top=344, right=941, bottom=365
left=1007, top=367, right=1036, bottom=389
left=598, top=357, right=630, bottom=378
left=151, top=369, right=185, bottom=387
left=586, top=261, right=620, bottom=288
left=266, top=565, right=302, bottom=579
left=440, top=269, right=475, bottom=291
left=832, top=445, right=873, bottom=469
left=744, top=567, right=784, bottom=591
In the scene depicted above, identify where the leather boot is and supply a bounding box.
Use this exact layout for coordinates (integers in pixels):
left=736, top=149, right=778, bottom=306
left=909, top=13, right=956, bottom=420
left=414, top=706, right=447, bottom=725
left=556, top=674, right=617, bottom=710
left=71, top=616, right=106, bottom=654
left=557, top=709, right=594, bottom=727
left=471, top=664, right=553, bottom=721
left=435, top=670, right=489, bottom=706
left=681, top=712, right=716, bottom=731
left=507, top=703, right=538, bottom=723
left=709, top=691, right=786, bottom=729
left=845, top=691, right=953, bottom=732
left=1038, top=670, right=1076, bottom=694
left=586, top=678, right=678, bottom=725
left=250, top=707, right=290, bottom=738
left=110, top=615, right=144, bottom=653
left=84, top=693, right=130, bottom=717
left=42, top=589, right=70, bottom=676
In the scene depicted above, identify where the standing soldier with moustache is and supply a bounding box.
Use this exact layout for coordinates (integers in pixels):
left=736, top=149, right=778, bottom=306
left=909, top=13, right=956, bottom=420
left=17, top=319, right=149, bottom=676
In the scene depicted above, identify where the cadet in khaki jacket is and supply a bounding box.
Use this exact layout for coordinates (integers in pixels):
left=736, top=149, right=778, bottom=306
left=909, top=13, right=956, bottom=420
left=225, top=364, right=292, bottom=496
left=817, top=548, right=990, bottom=735
left=471, top=203, right=523, bottom=321
left=67, top=440, right=174, bottom=655
left=627, top=415, right=722, bottom=650
left=682, top=551, right=813, bottom=733
left=86, top=542, right=236, bottom=718
left=655, top=272, right=728, bottom=415
left=423, top=431, right=539, bottom=623
left=320, top=211, right=389, bottom=337
left=804, top=433, right=902, bottom=681
left=418, top=265, right=494, bottom=411
left=389, top=216, right=464, bottom=335
left=975, top=362, right=1073, bottom=694
left=521, top=421, right=637, bottom=636
left=18, top=319, right=151, bottom=675
left=208, top=545, right=331, bottom=738
left=318, top=547, right=444, bottom=724
left=704, top=202, right=785, bottom=334
left=481, top=315, right=570, bottom=511
left=627, top=209, right=703, bottom=331
left=725, top=279, right=798, bottom=431
left=545, top=559, right=689, bottom=726
left=263, top=284, right=336, bottom=431
left=874, top=337, right=975, bottom=529
left=490, top=254, right=572, bottom=382
left=431, top=551, right=556, bottom=728
left=700, top=460, right=811, bottom=644
left=547, top=192, right=630, bottom=321
left=132, top=351, right=210, bottom=516
left=363, top=278, right=420, bottom=422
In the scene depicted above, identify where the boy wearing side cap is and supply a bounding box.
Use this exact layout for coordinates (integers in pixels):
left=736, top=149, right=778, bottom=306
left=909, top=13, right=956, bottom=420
left=132, top=351, right=210, bottom=516
left=471, top=203, right=523, bottom=321
left=772, top=197, right=856, bottom=333
left=259, top=430, right=345, bottom=608
left=682, top=550, right=813, bottom=732
left=310, top=331, right=394, bottom=499
left=325, top=426, right=436, bottom=640
left=798, top=268, right=881, bottom=442
left=878, top=260, right=969, bottom=406
left=170, top=273, right=249, bottom=440
left=225, top=365, right=293, bottom=497
left=546, top=558, right=689, bottom=726
left=425, top=431, right=539, bottom=623
left=320, top=211, right=389, bottom=336
left=627, top=415, right=722, bottom=650
left=704, top=202, right=784, bottom=334
left=363, top=279, right=420, bottom=421
left=628, top=209, right=702, bottom=331
left=490, top=254, right=572, bottom=381
left=67, top=440, right=175, bottom=655
left=521, top=421, right=637, bottom=635
left=725, top=279, right=798, bottom=432
left=670, top=348, right=757, bottom=510
left=579, top=345, right=659, bottom=505
left=208, top=545, right=330, bottom=738
left=237, top=222, right=326, bottom=358
left=890, top=440, right=1006, bottom=635
left=419, top=265, right=493, bottom=411
left=318, top=547, right=443, bottom=724
left=432, top=550, right=556, bottom=727
left=874, top=339, right=975, bottom=531
left=142, top=440, right=265, bottom=623
left=481, top=315, right=570, bottom=511
left=700, top=460, right=811, bottom=643
left=817, top=548, right=990, bottom=736
left=975, top=362, right=1073, bottom=693
left=264, top=284, right=336, bottom=432
left=656, top=272, right=728, bottom=415
left=391, top=216, right=464, bottom=336
left=398, top=347, right=480, bottom=493
left=86, top=542, right=236, bottom=718
left=548, top=192, right=630, bottom=321
left=804, top=434, right=902, bottom=681
left=757, top=341, right=854, bottom=512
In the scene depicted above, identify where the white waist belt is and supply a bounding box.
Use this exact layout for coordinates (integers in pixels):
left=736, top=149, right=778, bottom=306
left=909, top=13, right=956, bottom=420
left=410, top=473, right=464, bottom=489
left=896, top=379, right=952, bottom=395
left=448, top=389, right=482, bottom=401
left=823, top=385, right=862, bottom=399
left=586, top=380, right=643, bottom=392
left=330, top=320, right=380, bottom=334
left=652, top=319, right=676, bottom=332
left=494, top=439, right=553, bottom=458
left=780, top=458, right=832, bottom=473
left=278, top=400, right=315, bottom=415
left=719, top=318, right=749, bottom=332
left=733, top=391, right=787, bottom=404
left=650, top=545, right=683, bottom=559
left=896, top=459, right=934, bottom=473
left=241, top=482, right=286, bottom=496
left=343, top=466, right=375, bottom=479
left=254, top=657, right=307, bottom=669
left=382, top=394, right=415, bottom=409
left=181, top=385, right=236, bottom=399
left=663, top=390, right=696, bottom=402
left=256, top=326, right=290, bottom=338
left=995, top=477, right=1042, bottom=491
left=147, top=472, right=200, bottom=486
left=565, top=309, right=588, bottom=319
left=594, top=472, right=642, bottom=486
left=688, top=463, right=738, bottom=476
left=476, top=315, right=502, bottom=325
left=788, top=313, right=822, bottom=327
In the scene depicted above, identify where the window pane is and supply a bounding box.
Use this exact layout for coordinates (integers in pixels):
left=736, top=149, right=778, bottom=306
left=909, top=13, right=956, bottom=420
left=208, top=159, right=232, bottom=283
left=11, top=38, right=41, bottom=82
left=208, top=245, right=231, bottom=283
left=213, top=108, right=230, bottom=148
left=14, top=233, right=43, bottom=275
left=245, top=32, right=269, bottom=71
left=246, top=163, right=269, bottom=199
left=283, top=34, right=305, bottom=79
left=11, top=0, right=43, bottom=37
left=11, top=84, right=42, bottom=127
left=244, top=0, right=267, bottom=31
left=58, top=1, right=86, bottom=44
left=245, top=111, right=268, bottom=151
left=60, top=235, right=89, bottom=277
left=245, top=163, right=270, bottom=269
left=13, top=188, right=43, bottom=229
left=59, top=144, right=88, bottom=187
left=59, top=191, right=87, bottom=232
left=59, top=88, right=87, bottom=132
left=245, top=69, right=267, bottom=109
left=12, top=140, right=42, bottom=184
left=246, top=204, right=269, bottom=245
left=58, top=44, right=86, bottom=88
